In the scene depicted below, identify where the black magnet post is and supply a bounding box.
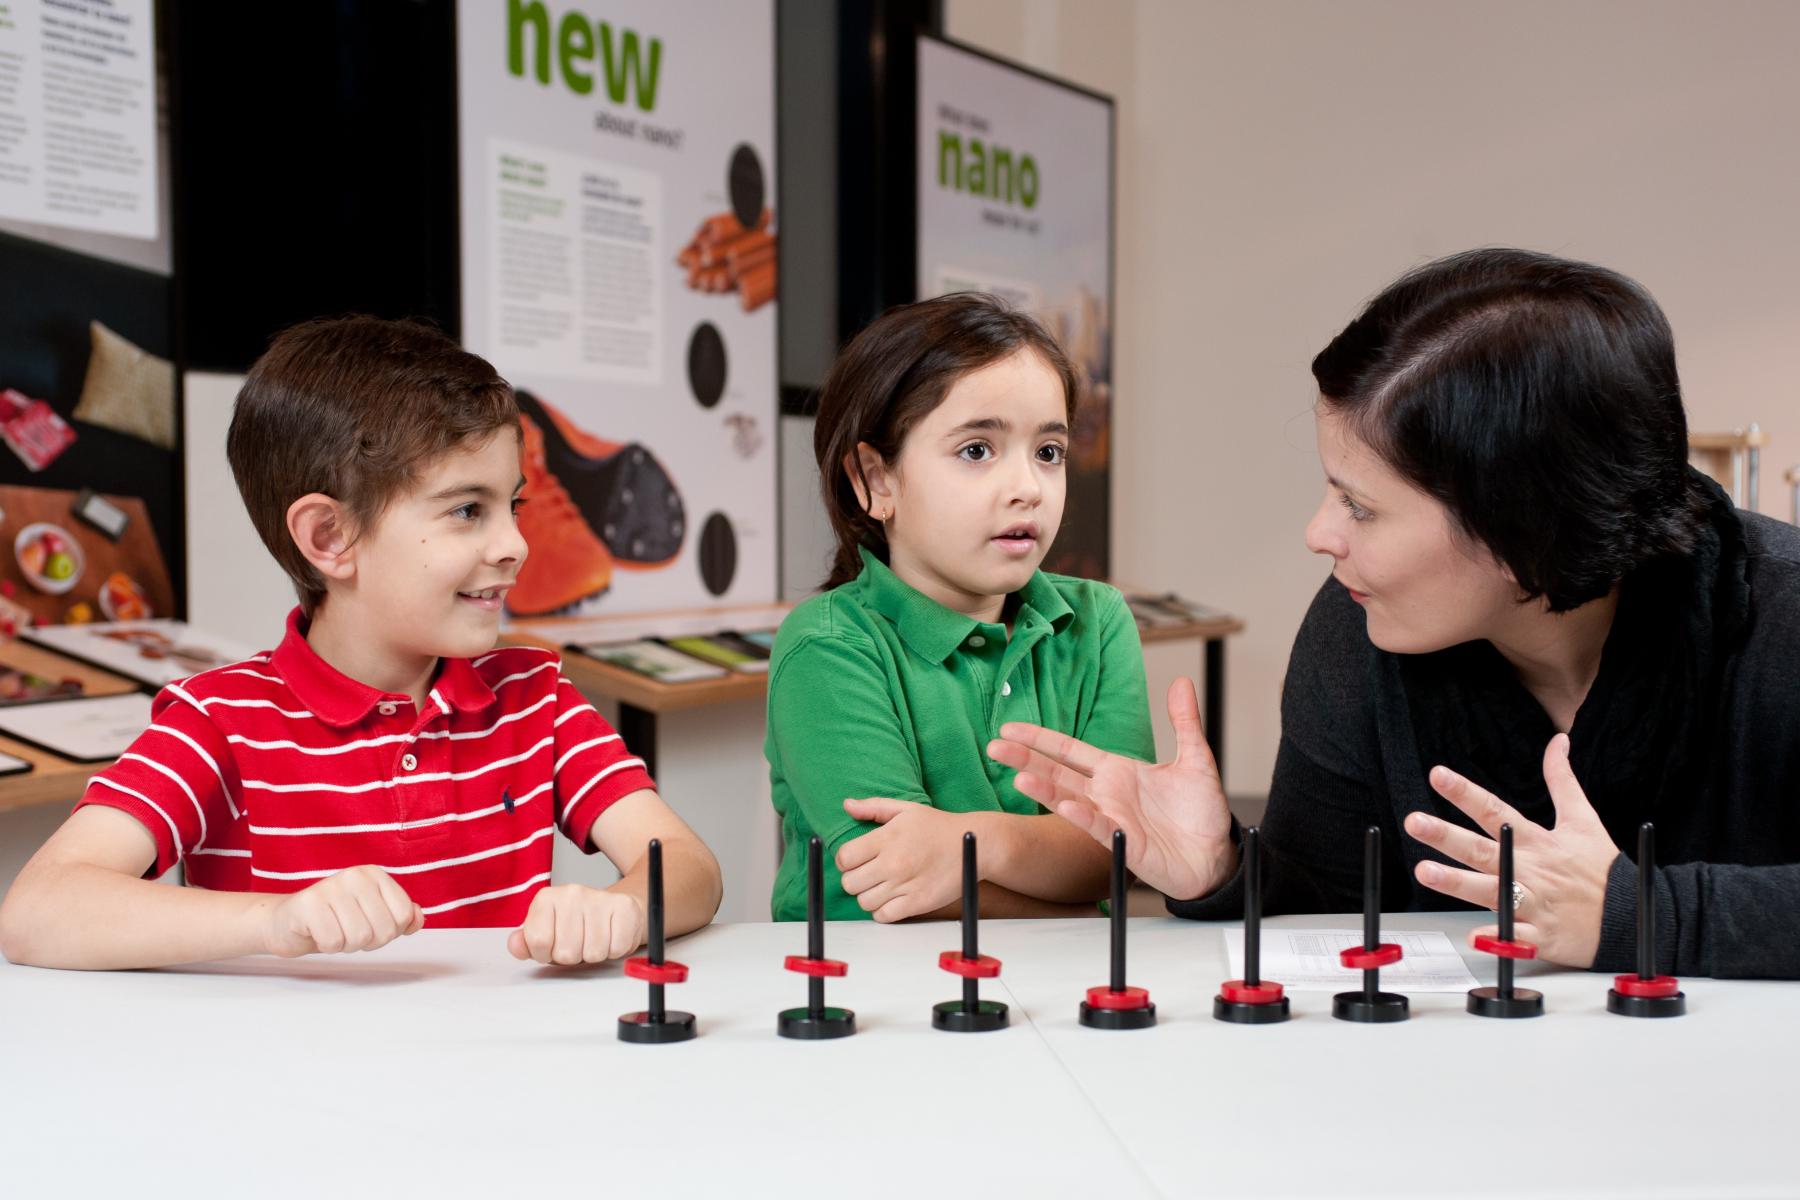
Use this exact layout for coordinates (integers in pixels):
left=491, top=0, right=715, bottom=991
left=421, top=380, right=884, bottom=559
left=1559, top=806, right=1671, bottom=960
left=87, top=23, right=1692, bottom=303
left=1080, top=830, right=1156, bottom=1029
left=1607, top=823, right=1686, bottom=1018
left=1214, top=826, right=1290, bottom=1023
left=1466, top=823, right=1545, bottom=1018
left=778, top=835, right=856, bottom=1039
left=1332, top=826, right=1409, bottom=1023
left=932, top=832, right=1008, bottom=1032
left=618, top=838, right=697, bottom=1043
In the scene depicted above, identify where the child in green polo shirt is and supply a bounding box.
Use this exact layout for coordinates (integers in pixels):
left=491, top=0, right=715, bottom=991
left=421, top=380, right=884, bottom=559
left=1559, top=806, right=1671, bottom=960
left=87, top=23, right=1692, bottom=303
left=767, top=293, right=1155, bottom=921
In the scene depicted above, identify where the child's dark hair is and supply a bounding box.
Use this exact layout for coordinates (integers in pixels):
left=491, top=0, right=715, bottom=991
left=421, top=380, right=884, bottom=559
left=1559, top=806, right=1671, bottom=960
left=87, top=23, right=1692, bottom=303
left=813, top=293, right=1080, bottom=589
left=227, top=316, right=520, bottom=613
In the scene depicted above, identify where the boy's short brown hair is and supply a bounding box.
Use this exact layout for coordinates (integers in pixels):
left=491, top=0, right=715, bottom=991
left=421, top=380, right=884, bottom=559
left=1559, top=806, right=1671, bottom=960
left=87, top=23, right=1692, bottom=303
left=227, top=316, right=520, bottom=613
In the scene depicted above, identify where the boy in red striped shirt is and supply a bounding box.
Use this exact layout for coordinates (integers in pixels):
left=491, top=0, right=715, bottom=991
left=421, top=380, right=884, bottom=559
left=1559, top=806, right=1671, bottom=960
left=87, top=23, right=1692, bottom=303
left=0, top=318, right=722, bottom=969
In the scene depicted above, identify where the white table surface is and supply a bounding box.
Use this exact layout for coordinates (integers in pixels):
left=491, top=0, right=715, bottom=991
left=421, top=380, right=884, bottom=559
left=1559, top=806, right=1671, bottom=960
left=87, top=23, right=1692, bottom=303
left=1, top=912, right=1791, bottom=1199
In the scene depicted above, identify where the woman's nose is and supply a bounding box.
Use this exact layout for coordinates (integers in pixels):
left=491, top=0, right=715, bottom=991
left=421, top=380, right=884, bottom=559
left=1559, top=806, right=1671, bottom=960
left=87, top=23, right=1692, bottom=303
left=1303, top=499, right=1344, bottom=559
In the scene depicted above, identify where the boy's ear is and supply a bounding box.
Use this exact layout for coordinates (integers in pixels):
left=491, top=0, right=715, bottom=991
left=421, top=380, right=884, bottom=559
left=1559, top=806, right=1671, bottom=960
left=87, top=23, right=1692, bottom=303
left=847, top=443, right=895, bottom=515
left=287, top=493, right=356, bottom=583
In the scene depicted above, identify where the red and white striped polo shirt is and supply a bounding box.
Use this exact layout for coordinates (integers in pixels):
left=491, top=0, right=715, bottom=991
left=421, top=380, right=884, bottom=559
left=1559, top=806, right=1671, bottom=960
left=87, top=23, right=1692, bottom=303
left=75, top=608, right=655, bottom=927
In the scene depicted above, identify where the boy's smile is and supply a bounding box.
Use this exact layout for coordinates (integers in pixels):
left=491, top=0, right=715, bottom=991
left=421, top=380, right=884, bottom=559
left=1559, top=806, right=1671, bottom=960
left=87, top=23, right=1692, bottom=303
left=456, top=585, right=511, bottom=612
left=307, top=429, right=528, bottom=702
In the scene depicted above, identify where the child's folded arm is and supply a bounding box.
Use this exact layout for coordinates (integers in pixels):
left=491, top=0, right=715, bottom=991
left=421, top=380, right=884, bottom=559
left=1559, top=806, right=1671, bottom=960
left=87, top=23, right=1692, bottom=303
left=902, top=880, right=1105, bottom=921
left=963, top=808, right=1112, bottom=904
left=777, top=633, right=1113, bottom=915
left=769, top=632, right=934, bottom=854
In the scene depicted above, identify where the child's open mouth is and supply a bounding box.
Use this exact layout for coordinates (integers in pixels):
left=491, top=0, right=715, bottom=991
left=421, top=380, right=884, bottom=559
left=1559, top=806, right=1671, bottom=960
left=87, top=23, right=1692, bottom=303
left=991, top=525, right=1039, bottom=557
left=456, top=586, right=510, bottom=611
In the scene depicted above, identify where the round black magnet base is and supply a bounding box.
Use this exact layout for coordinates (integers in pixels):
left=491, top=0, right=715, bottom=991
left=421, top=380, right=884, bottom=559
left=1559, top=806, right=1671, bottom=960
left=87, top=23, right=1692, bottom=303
left=1332, top=991, right=1409, bottom=1023
left=1466, top=986, right=1545, bottom=1018
left=931, top=999, right=1009, bottom=1032
left=1214, top=996, right=1292, bottom=1024
left=777, top=1006, right=857, bottom=1039
left=1079, top=1000, right=1157, bottom=1030
left=617, top=1010, right=697, bottom=1043
left=1607, top=989, right=1686, bottom=1018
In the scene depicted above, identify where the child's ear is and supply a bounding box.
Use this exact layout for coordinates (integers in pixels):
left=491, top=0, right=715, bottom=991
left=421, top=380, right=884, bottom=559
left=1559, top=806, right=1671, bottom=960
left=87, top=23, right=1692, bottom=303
left=847, top=443, right=895, bottom=516
left=287, top=493, right=356, bottom=583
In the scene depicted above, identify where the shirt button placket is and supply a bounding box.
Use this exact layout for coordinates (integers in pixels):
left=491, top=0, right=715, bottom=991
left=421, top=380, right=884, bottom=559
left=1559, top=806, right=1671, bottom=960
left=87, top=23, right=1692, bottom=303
left=1005, top=662, right=1039, bottom=732
left=394, top=735, right=423, bottom=834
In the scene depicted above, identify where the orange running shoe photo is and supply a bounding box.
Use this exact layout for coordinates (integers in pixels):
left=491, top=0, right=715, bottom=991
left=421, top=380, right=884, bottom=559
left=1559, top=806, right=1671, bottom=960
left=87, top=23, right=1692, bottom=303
left=507, top=409, right=616, bottom=616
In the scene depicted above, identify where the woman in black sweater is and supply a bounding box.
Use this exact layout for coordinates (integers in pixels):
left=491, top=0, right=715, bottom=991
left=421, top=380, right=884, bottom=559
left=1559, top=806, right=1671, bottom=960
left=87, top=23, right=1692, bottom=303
left=989, top=248, right=1800, bottom=978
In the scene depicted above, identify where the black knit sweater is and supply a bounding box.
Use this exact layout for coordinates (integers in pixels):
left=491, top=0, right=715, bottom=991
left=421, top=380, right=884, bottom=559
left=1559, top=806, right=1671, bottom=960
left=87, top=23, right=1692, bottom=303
left=1169, top=496, right=1800, bottom=980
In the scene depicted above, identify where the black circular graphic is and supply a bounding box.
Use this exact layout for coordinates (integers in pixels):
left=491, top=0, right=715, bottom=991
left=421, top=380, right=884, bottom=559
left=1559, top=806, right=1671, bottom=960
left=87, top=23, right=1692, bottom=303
left=698, top=512, right=738, bottom=597
left=687, top=322, right=727, bottom=410
left=728, top=143, right=765, bottom=232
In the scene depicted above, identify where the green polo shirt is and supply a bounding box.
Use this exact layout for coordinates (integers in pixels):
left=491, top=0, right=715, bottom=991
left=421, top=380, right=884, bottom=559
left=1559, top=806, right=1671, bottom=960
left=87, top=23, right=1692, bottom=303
left=766, top=547, right=1155, bottom=921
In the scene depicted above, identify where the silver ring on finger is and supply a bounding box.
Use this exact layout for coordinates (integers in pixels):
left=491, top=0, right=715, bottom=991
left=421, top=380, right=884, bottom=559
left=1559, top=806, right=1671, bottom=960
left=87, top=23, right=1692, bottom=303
left=1510, top=880, right=1526, bottom=912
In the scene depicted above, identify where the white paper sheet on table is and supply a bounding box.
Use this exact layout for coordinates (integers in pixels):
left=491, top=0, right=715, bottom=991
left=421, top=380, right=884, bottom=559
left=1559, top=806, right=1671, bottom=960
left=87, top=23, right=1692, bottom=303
left=1223, top=928, right=1479, bottom=992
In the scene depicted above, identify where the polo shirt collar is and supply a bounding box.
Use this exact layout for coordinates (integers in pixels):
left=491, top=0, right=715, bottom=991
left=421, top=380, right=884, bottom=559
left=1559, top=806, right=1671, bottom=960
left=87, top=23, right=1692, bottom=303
left=271, top=607, right=497, bottom=728
left=853, top=546, right=1074, bottom=664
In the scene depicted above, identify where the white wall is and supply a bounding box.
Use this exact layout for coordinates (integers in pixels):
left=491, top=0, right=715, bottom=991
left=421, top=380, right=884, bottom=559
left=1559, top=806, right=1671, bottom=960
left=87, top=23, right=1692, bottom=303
left=182, top=372, right=298, bottom=647
left=780, top=413, right=835, bottom=598
left=949, top=0, right=1800, bottom=793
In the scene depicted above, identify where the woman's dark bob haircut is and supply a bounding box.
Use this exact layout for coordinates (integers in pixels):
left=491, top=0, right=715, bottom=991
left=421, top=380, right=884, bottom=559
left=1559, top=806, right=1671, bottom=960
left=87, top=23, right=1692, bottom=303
left=1311, top=248, right=1712, bottom=613
left=813, top=292, right=1080, bottom=590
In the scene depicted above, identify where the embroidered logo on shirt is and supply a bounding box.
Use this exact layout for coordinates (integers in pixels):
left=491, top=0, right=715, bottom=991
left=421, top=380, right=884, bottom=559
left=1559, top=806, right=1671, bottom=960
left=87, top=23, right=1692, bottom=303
left=502, top=787, right=514, bottom=813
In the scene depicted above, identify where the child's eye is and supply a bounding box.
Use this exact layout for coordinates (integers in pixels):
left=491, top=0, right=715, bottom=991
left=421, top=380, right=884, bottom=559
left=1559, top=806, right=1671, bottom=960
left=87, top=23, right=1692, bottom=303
left=511, top=497, right=528, bottom=515
left=1038, top=443, right=1067, bottom=465
left=1339, top=493, right=1372, bottom=522
left=957, top=441, right=994, bottom=463
left=451, top=502, right=481, bottom=522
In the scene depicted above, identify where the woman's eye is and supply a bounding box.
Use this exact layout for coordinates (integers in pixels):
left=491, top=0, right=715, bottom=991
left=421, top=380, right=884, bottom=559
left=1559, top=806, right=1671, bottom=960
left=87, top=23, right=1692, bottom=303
left=1339, top=493, right=1371, bottom=522
left=1038, top=443, right=1067, bottom=465
left=958, top=442, right=993, bottom=463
